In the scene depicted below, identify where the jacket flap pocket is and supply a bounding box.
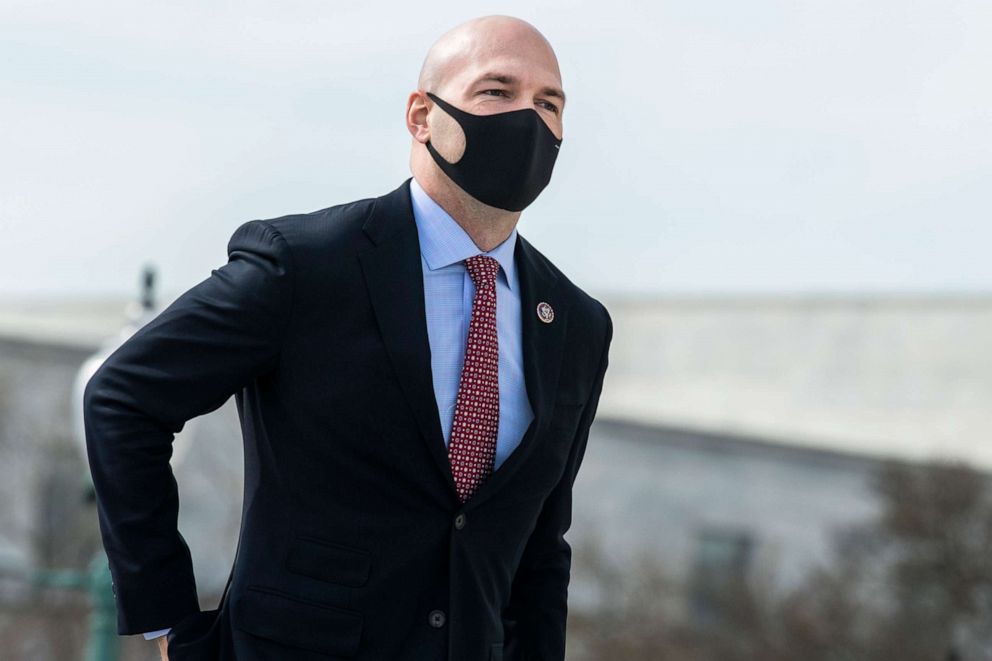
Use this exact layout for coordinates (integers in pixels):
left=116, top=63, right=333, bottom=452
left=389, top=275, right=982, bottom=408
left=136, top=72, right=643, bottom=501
left=286, top=534, right=372, bottom=587
left=234, top=586, right=363, bottom=657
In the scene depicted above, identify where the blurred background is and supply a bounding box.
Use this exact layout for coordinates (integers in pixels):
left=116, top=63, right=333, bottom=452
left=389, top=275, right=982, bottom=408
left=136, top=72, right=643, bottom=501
left=1, top=1, right=990, bottom=659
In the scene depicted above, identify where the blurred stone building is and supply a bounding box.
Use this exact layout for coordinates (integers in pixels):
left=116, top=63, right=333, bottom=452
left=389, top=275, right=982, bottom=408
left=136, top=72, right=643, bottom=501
left=0, top=291, right=988, bottom=655
left=575, top=293, right=992, bottom=625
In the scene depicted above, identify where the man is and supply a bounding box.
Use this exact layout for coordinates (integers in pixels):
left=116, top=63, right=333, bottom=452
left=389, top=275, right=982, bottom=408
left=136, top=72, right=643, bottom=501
left=84, top=14, right=612, bottom=661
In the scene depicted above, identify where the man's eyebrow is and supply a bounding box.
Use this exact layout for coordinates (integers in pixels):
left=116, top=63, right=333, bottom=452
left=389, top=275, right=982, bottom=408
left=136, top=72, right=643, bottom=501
left=472, top=72, right=567, bottom=105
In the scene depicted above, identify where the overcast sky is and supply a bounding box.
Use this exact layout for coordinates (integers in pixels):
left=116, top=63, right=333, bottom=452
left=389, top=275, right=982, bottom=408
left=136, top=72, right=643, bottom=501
left=2, top=0, right=989, bottom=302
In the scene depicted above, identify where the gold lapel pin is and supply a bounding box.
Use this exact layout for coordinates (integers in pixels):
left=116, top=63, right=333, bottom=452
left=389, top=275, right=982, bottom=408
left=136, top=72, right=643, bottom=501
left=536, top=301, right=555, bottom=323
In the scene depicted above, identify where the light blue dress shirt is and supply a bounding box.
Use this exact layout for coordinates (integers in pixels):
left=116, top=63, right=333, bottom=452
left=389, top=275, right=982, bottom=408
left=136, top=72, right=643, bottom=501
left=142, top=176, right=534, bottom=641
left=409, top=175, right=534, bottom=472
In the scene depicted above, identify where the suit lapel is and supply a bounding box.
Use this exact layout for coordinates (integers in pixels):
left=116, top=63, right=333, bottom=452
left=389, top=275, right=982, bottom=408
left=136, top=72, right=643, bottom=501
left=358, top=177, right=570, bottom=509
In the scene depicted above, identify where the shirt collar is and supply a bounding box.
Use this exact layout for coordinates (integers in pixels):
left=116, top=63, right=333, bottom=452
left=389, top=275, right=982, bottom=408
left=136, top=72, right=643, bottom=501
left=409, top=176, right=518, bottom=291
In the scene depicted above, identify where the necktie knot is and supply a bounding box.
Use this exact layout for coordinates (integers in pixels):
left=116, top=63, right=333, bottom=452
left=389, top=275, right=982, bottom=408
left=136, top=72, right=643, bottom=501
left=464, top=254, right=500, bottom=287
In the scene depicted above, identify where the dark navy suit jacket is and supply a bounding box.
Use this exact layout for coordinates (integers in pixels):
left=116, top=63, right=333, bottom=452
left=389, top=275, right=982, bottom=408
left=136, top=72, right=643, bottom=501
left=83, top=177, right=613, bottom=661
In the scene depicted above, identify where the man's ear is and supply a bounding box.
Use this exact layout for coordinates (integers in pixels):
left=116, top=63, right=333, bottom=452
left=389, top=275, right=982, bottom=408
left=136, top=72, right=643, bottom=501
left=406, top=91, right=432, bottom=144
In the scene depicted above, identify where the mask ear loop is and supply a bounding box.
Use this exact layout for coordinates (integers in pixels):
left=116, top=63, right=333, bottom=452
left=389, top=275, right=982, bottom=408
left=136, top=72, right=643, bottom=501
left=425, top=91, right=455, bottom=118
left=425, top=91, right=479, bottom=120
left=422, top=91, right=464, bottom=162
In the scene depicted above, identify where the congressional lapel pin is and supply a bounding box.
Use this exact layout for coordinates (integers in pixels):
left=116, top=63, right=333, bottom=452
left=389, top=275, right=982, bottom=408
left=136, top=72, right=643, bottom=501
left=536, top=301, right=555, bottom=323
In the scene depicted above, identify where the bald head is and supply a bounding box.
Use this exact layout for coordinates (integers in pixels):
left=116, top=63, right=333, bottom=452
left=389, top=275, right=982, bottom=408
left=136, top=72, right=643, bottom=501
left=405, top=15, right=566, bottom=227
left=417, top=15, right=563, bottom=103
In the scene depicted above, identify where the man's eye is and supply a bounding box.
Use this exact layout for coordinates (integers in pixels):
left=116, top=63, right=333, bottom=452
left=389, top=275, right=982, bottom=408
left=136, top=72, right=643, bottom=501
left=482, top=89, right=558, bottom=115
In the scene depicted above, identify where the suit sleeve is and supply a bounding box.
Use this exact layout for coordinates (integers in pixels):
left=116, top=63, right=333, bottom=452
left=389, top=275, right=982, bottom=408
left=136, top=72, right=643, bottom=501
left=502, top=304, right=613, bottom=661
left=83, top=219, right=295, bottom=635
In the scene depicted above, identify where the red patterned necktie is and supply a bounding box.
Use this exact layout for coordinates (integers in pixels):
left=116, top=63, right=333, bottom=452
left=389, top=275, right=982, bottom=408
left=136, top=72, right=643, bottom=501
left=448, top=254, right=501, bottom=504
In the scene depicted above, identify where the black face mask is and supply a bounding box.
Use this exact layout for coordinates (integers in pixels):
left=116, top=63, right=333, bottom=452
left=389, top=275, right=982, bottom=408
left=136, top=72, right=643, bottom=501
left=424, top=91, right=562, bottom=212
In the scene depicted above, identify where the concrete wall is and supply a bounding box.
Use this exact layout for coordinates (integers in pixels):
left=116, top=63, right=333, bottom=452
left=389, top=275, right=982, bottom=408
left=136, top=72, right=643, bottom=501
left=599, top=294, right=992, bottom=470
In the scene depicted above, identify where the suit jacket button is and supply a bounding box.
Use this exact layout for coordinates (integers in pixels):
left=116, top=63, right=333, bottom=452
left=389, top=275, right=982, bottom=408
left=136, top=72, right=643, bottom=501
left=428, top=609, right=446, bottom=628
left=454, top=513, right=466, bottom=530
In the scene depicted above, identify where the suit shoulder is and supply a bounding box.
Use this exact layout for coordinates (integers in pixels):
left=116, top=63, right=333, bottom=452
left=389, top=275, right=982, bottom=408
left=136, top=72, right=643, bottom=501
left=246, top=193, right=378, bottom=257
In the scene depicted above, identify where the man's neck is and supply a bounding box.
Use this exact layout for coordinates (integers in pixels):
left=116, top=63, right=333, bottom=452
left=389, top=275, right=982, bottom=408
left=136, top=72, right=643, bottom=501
left=413, top=173, right=520, bottom=253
